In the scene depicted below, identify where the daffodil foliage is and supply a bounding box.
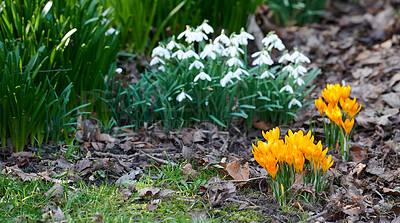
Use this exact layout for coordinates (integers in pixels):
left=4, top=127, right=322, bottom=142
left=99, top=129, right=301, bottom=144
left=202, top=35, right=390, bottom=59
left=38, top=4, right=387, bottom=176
left=149, top=21, right=319, bottom=129
left=315, top=83, right=362, bottom=161
left=252, top=127, right=333, bottom=206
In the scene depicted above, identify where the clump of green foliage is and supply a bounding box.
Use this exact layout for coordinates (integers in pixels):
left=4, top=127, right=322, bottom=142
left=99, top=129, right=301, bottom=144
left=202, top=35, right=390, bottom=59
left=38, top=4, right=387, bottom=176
left=105, top=0, right=263, bottom=55
left=266, top=0, right=326, bottom=26
left=0, top=0, right=120, bottom=151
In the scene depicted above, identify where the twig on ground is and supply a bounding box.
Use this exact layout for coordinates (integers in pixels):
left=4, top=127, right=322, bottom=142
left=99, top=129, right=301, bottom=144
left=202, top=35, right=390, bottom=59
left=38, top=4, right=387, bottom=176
left=226, top=197, right=249, bottom=205
left=305, top=210, right=328, bottom=222
left=139, top=150, right=177, bottom=166
left=93, top=151, right=137, bottom=159
left=209, top=176, right=267, bottom=185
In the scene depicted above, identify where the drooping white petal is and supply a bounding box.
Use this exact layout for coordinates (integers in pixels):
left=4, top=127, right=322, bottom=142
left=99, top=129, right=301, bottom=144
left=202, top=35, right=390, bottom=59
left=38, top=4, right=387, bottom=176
left=258, top=70, right=275, bottom=79
left=194, top=72, right=211, bottom=82
left=294, top=77, right=305, bottom=86
left=189, top=60, right=204, bottom=70
left=288, top=98, right=302, bottom=109
left=150, top=56, right=165, bottom=66
left=227, top=57, right=244, bottom=68
left=214, top=30, right=230, bottom=46
left=167, top=39, right=181, bottom=50
left=151, top=46, right=170, bottom=59
left=172, top=50, right=185, bottom=60
left=233, top=68, right=249, bottom=77
left=279, top=85, right=294, bottom=94
left=220, top=72, right=233, bottom=87
left=196, top=21, right=214, bottom=34
left=115, top=68, right=123, bottom=74
left=176, top=91, right=193, bottom=102
left=278, top=52, right=294, bottom=63
left=158, top=65, right=166, bottom=72
left=182, top=50, right=200, bottom=60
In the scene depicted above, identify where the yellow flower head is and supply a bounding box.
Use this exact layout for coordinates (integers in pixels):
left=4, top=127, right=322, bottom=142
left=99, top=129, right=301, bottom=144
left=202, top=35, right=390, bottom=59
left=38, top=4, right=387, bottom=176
left=341, top=118, right=354, bottom=135
left=340, top=84, right=351, bottom=100
left=321, top=155, right=334, bottom=173
left=315, top=97, right=327, bottom=116
left=340, top=97, right=362, bottom=119
left=262, top=127, right=280, bottom=142
left=324, top=103, right=342, bottom=127
left=293, top=150, right=305, bottom=173
left=321, top=83, right=351, bottom=105
left=252, top=141, right=280, bottom=179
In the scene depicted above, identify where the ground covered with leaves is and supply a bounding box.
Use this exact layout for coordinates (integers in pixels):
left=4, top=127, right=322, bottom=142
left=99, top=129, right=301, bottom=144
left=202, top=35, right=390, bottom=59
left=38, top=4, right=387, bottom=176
left=1, top=0, right=400, bottom=222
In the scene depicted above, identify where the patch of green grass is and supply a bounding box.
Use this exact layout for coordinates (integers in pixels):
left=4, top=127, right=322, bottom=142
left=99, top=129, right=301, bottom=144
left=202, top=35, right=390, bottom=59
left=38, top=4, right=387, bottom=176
left=148, top=161, right=220, bottom=196
left=0, top=162, right=266, bottom=222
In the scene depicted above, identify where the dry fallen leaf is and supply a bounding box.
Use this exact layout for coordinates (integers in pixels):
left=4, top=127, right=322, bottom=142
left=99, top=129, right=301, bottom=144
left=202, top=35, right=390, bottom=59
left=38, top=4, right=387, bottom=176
left=193, top=129, right=206, bottom=143
left=138, top=187, right=160, bottom=198
left=207, top=177, right=236, bottom=206
left=182, top=163, right=199, bottom=180
left=158, top=189, right=175, bottom=199
left=116, top=168, right=143, bottom=184
left=349, top=146, right=367, bottom=163
left=44, top=183, right=64, bottom=198
left=252, top=121, right=270, bottom=131
left=343, top=205, right=361, bottom=216
left=146, top=203, right=158, bottom=211
left=225, top=161, right=249, bottom=181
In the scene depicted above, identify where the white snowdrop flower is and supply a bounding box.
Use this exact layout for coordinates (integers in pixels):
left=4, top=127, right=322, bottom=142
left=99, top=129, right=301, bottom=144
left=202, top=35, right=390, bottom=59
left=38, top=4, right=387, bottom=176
left=115, top=68, right=123, bottom=74
left=150, top=56, right=165, bottom=66
left=177, top=26, right=207, bottom=43
left=214, top=29, right=230, bottom=46
left=225, top=45, right=244, bottom=57
left=233, top=68, right=249, bottom=77
left=252, top=51, right=273, bottom=66
left=177, top=26, right=192, bottom=40
left=191, top=30, right=208, bottom=42
left=182, top=50, right=200, bottom=60
left=282, top=65, right=294, bottom=74
left=258, top=70, right=275, bottom=79
left=294, top=51, right=311, bottom=64
left=167, top=39, right=181, bottom=51
left=267, top=39, right=285, bottom=51
left=280, top=85, right=294, bottom=94
left=288, top=98, right=302, bottom=109
left=189, top=60, right=204, bottom=70
left=294, top=77, right=305, bottom=86
left=262, top=32, right=285, bottom=51
left=294, top=65, right=307, bottom=76
left=231, top=70, right=242, bottom=80
left=158, top=65, right=166, bottom=72
left=200, top=44, right=217, bottom=60
left=105, top=27, right=119, bottom=36
left=227, top=57, right=244, bottom=68
left=278, top=52, right=294, bottom=63
left=212, top=42, right=225, bottom=55
left=196, top=20, right=214, bottom=34
left=220, top=72, right=234, bottom=87
left=172, top=49, right=185, bottom=60
left=251, top=51, right=262, bottom=58
left=151, top=46, right=171, bottom=59
left=194, top=71, right=211, bottom=82
left=234, top=29, right=254, bottom=45
left=262, top=33, right=280, bottom=47
left=176, top=91, right=193, bottom=102
left=229, top=36, right=240, bottom=47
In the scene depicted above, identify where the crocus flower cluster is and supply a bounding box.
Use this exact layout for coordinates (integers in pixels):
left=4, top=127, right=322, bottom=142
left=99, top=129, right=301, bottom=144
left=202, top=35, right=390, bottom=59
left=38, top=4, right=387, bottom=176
left=252, top=127, right=333, bottom=179
left=252, top=127, right=333, bottom=205
left=315, top=83, right=362, bottom=161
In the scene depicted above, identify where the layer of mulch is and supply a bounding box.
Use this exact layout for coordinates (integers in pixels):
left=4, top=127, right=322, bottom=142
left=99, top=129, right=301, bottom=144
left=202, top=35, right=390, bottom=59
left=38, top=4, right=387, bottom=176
left=1, top=0, right=400, bottom=222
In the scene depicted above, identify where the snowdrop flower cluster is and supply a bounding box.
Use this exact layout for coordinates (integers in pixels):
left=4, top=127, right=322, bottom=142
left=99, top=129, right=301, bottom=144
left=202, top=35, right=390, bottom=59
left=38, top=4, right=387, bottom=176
left=149, top=21, right=317, bottom=126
